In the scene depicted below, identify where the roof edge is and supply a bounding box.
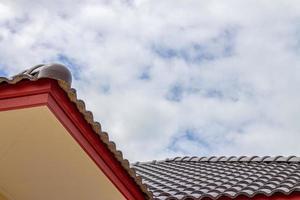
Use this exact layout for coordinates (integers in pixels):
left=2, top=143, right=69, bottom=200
left=0, top=64, right=153, bottom=199
left=133, top=156, right=300, bottom=165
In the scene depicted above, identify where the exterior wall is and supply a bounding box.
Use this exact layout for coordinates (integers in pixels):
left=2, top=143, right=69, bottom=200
left=0, top=106, right=126, bottom=200
left=0, top=193, right=8, bottom=200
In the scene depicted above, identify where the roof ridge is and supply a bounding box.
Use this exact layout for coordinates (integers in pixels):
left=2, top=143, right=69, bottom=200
left=133, top=156, right=300, bottom=165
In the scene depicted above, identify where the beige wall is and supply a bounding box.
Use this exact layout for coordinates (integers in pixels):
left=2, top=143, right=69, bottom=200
left=0, top=106, right=125, bottom=200
left=0, top=193, right=8, bottom=200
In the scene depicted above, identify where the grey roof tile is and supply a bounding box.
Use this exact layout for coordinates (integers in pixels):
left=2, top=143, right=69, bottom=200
left=133, top=156, right=300, bottom=200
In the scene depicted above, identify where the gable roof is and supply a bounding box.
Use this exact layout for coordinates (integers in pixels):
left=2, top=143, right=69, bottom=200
left=0, top=64, right=152, bottom=199
left=2, top=64, right=300, bottom=200
left=132, top=156, right=300, bottom=200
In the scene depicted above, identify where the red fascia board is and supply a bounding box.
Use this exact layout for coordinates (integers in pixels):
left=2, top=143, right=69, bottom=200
left=0, top=79, right=51, bottom=111
left=0, top=79, right=145, bottom=200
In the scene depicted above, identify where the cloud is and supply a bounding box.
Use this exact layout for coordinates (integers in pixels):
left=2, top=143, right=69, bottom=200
left=152, top=27, right=237, bottom=63
left=0, top=0, right=300, bottom=162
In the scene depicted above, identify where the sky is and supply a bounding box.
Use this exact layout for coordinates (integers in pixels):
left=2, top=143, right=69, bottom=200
left=0, top=0, right=300, bottom=162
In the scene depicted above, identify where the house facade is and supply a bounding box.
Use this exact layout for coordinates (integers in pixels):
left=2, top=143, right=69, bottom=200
left=0, top=64, right=299, bottom=200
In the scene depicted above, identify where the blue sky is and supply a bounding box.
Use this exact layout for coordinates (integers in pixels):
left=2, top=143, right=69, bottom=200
left=1, top=1, right=300, bottom=162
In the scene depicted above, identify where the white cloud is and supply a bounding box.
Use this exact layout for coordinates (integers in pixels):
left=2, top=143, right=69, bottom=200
left=0, top=0, right=300, bottom=162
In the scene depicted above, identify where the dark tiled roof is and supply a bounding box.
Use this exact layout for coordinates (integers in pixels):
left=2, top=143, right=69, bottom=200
left=132, top=156, right=300, bottom=200
left=0, top=64, right=152, bottom=199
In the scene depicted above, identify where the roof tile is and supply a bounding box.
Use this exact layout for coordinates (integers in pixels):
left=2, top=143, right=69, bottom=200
left=133, top=156, right=300, bottom=200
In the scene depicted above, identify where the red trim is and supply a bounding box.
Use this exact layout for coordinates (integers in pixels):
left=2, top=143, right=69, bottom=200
left=0, top=79, right=145, bottom=200
left=0, top=93, right=48, bottom=111
left=0, top=79, right=51, bottom=111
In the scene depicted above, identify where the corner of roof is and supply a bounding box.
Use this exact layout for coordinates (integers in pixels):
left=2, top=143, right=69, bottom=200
left=0, top=64, right=153, bottom=199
